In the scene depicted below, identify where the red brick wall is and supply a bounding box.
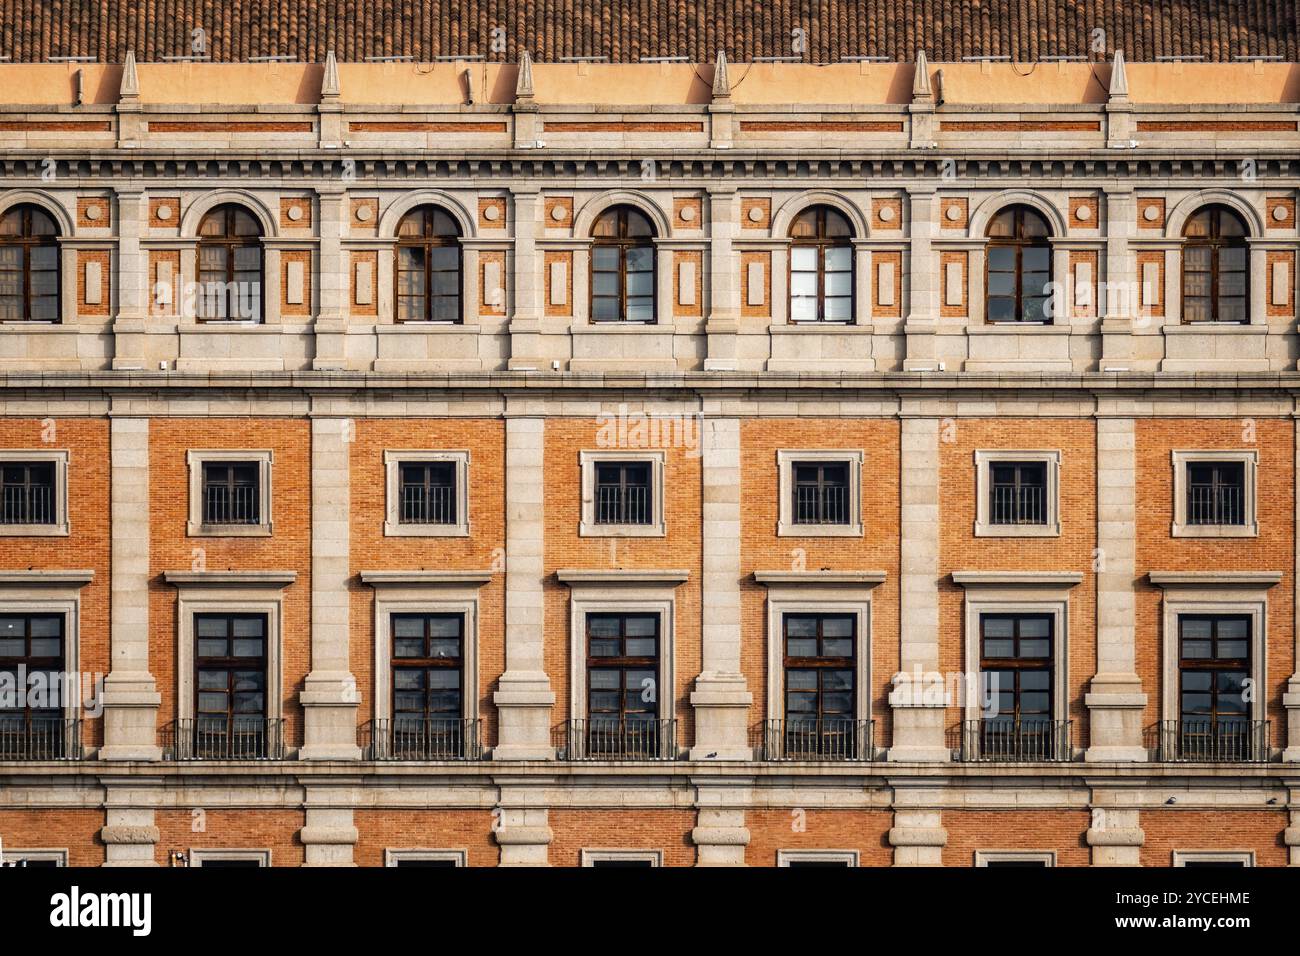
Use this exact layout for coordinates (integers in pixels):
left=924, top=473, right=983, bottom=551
left=354, top=809, right=498, bottom=867
left=944, top=809, right=1091, bottom=866
left=549, top=809, right=696, bottom=866
left=155, top=808, right=304, bottom=866
left=746, top=808, right=893, bottom=866
left=1140, top=810, right=1290, bottom=867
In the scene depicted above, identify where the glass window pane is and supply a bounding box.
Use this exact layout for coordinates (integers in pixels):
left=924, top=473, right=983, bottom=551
left=790, top=247, right=817, bottom=270
left=824, top=246, right=852, bottom=271
left=823, top=296, right=852, bottom=320
left=789, top=296, right=817, bottom=321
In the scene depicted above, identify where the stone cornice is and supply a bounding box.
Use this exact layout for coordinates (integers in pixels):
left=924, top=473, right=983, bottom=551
left=753, top=571, right=887, bottom=586
left=952, top=571, right=1084, bottom=588
left=1147, top=571, right=1284, bottom=589
left=162, top=570, right=297, bottom=588
left=556, top=569, right=690, bottom=586
left=359, top=570, right=495, bottom=587
left=0, top=569, right=94, bottom=587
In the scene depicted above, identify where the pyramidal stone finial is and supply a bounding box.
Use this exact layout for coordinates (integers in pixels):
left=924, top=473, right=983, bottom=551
left=120, top=49, right=140, bottom=99
left=912, top=50, right=932, bottom=100
left=322, top=49, right=341, bottom=98
left=516, top=49, right=535, bottom=100
left=1109, top=49, right=1129, bottom=100
left=712, top=50, right=731, bottom=99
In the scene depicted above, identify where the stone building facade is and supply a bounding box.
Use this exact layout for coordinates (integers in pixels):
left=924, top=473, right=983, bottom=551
left=1, top=41, right=1300, bottom=867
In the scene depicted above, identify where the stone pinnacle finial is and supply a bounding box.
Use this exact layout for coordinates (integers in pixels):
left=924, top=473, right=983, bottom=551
left=516, top=49, right=535, bottom=100
left=712, top=50, right=731, bottom=99
left=322, top=49, right=341, bottom=98
left=120, top=49, right=140, bottom=99
left=1109, top=49, right=1129, bottom=100
left=912, top=50, right=932, bottom=100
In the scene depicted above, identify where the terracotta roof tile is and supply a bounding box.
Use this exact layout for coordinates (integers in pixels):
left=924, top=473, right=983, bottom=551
left=0, top=0, right=1293, bottom=63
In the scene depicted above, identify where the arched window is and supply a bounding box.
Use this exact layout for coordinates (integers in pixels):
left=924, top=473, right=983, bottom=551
left=789, top=206, right=854, bottom=322
left=197, top=204, right=264, bottom=321
left=1182, top=205, right=1248, bottom=323
left=0, top=204, right=60, bottom=322
left=591, top=205, right=656, bottom=323
left=396, top=205, right=462, bottom=323
left=986, top=205, right=1053, bottom=323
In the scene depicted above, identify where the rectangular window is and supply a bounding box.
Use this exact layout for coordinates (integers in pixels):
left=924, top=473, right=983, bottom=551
left=0, top=614, right=66, bottom=759
left=586, top=612, right=660, bottom=756
left=783, top=613, right=858, bottom=758
left=1186, top=461, right=1245, bottom=527
left=978, top=613, right=1057, bottom=759
left=399, top=462, right=457, bottom=526
left=390, top=613, right=466, bottom=759
left=989, top=461, right=1047, bottom=526
left=792, top=462, right=850, bottom=526
left=1177, top=615, right=1251, bottom=759
left=193, top=613, right=268, bottom=758
left=0, top=462, right=55, bottom=526
left=201, top=461, right=260, bottom=526
left=594, top=462, right=652, bottom=526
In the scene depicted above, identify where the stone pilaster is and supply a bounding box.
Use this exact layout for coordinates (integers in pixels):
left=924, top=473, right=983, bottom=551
left=110, top=190, right=148, bottom=370
left=101, top=783, right=159, bottom=867
left=690, top=417, right=752, bottom=758
left=1099, top=188, right=1136, bottom=367
left=702, top=189, right=739, bottom=371
left=494, top=807, right=552, bottom=866
left=692, top=811, right=750, bottom=866
left=1086, top=416, right=1148, bottom=761
left=901, top=188, right=939, bottom=370
left=888, top=416, right=949, bottom=760
left=493, top=416, right=556, bottom=758
left=506, top=190, right=544, bottom=369
left=100, top=416, right=161, bottom=760
left=299, top=417, right=361, bottom=759
left=1087, top=804, right=1144, bottom=866
left=310, top=187, right=348, bottom=370
left=1287, top=798, right=1300, bottom=865
left=300, top=783, right=358, bottom=866
left=889, top=788, right=947, bottom=865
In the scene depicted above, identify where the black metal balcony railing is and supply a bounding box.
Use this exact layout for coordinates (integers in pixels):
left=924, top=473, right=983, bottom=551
left=202, top=483, right=260, bottom=525
left=794, top=485, right=849, bottom=525
left=553, top=718, right=677, bottom=760
left=163, top=718, right=284, bottom=760
left=755, top=718, right=875, bottom=761
left=0, top=483, right=54, bottom=525
left=1187, top=484, right=1243, bottom=526
left=595, top=484, right=650, bottom=525
left=361, top=718, right=482, bottom=760
left=950, top=719, right=1073, bottom=762
left=0, top=717, right=82, bottom=760
left=400, top=483, right=455, bottom=525
left=1146, top=719, right=1270, bottom=763
left=990, top=484, right=1046, bottom=525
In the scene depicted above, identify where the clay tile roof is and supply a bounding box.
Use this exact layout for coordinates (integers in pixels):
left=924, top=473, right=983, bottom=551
left=0, top=1, right=1294, bottom=63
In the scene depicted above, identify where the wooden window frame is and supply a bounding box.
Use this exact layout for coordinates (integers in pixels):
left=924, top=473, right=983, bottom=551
left=586, top=612, right=661, bottom=725
left=782, top=612, right=857, bottom=726
left=1177, top=614, right=1251, bottom=728
left=1180, top=205, right=1250, bottom=325
left=0, top=613, right=65, bottom=727
left=589, top=206, right=657, bottom=324
left=787, top=206, right=855, bottom=324
left=394, top=205, right=463, bottom=324
left=193, top=612, right=268, bottom=736
left=984, top=205, right=1053, bottom=324
left=195, top=203, right=264, bottom=323
left=390, top=612, right=465, bottom=724
left=979, top=612, right=1054, bottom=725
left=0, top=204, right=60, bottom=324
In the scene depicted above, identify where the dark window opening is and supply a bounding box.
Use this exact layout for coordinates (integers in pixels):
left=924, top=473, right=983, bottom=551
left=193, top=613, right=267, bottom=758
left=985, top=205, right=1053, bottom=323
left=783, top=613, right=857, bottom=758
left=594, top=461, right=652, bottom=525
left=0, top=461, right=55, bottom=525
left=586, top=613, right=660, bottom=756
left=1186, top=461, right=1244, bottom=526
left=196, top=204, right=264, bottom=321
left=1182, top=205, right=1249, bottom=324
left=201, top=461, right=260, bottom=525
left=591, top=206, right=656, bottom=323
left=989, top=461, right=1047, bottom=526
left=399, top=461, right=457, bottom=525
left=0, top=204, right=60, bottom=323
left=792, top=462, right=850, bottom=525
left=0, top=614, right=66, bottom=758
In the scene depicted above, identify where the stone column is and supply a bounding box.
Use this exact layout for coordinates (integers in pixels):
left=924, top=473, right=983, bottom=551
left=300, top=417, right=361, bottom=759
left=100, top=416, right=161, bottom=760
left=1099, top=188, right=1136, bottom=366
left=902, top=187, right=939, bottom=370
left=888, top=416, right=949, bottom=760
left=493, top=416, right=556, bottom=758
left=690, top=417, right=752, bottom=758
left=1086, top=415, right=1148, bottom=760
left=300, top=783, right=358, bottom=866
left=507, top=190, right=544, bottom=369
left=110, top=190, right=148, bottom=370
left=889, top=786, right=947, bottom=866
left=311, top=187, right=348, bottom=370
left=703, top=188, right=739, bottom=371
